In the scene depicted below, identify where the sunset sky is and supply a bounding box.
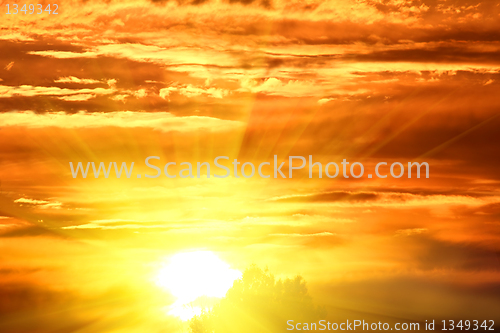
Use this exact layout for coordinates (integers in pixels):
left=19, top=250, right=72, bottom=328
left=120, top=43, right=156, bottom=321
left=1, top=0, right=500, bottom=332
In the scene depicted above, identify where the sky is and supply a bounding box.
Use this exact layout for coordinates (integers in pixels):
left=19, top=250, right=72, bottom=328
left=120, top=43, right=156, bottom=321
left=1, top=0, right=500, bottom=332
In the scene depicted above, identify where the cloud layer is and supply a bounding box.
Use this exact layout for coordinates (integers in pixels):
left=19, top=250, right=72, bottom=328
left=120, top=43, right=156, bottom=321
left=1, top=0, right=500, bottom=331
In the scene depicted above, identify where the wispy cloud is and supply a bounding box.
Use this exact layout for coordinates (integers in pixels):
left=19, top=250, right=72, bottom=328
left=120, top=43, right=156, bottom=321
left=0, top=111, right=242, bottom=132
left=4, top=62, right=14, bottom=71
left=0, top=84, right=114, bottom=98
left=14, top=198, right=62, bottom=209
left=54, top=76, right=101, bottom=84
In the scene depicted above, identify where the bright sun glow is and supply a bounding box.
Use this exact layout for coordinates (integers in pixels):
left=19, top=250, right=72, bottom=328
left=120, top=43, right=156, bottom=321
left=155, top=251, right=241, bottom=321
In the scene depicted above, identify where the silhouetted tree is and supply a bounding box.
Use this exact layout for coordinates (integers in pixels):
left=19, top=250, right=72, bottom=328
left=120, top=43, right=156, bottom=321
left=190, top=266, right=325, bottom=333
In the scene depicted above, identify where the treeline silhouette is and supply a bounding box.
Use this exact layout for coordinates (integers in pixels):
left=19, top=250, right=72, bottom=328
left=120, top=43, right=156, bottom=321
left=190, top=266, right=325, bottom=333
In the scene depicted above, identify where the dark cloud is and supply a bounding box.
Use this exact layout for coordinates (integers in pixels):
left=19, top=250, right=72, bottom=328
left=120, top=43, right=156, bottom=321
left=274, top=191, right=379, bottom=203
left=413, top=236, right=500, bottom=271
left=0, top=226, right=61, bottom=238
left=315, top=276, right=500, bottom=321
left=347, top=47, right=500, bottom=64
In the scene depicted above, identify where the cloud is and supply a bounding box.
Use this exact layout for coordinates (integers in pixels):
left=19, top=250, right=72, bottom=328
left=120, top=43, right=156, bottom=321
left=317, top=98, right=335, bottom=105
left=160, top=85, right=230, bottom=99
left=57, top=94, right=96, bottom=101
left=0, top=225, right=59, bottom=237
left=414, top=236, right=500, bottom=271
left=14, top=198, right=62, bottom=209
left=159, top=87, right=178, bottom=100
left=54, top=76, right=101, bottom=84
left=0, top=84, right=114, bottom=98
left=14, top=198, right=50, bottom=205
left=0, top=33, right=33, bottom=41
left=1, top=0, right=500, bottom=330
left=240, top=77, right=316, bottom=97
left=4, top=62, right=14, bottom=71
left=271, top=191, right=379, bottom=203
left=27, top=50, right=97, bottom=59
left=61, top=219, right=147, bottom=230
left=270, top=232, right=336, bottom=237
left=178, top=85, right=230, bottom=99
left=133, top=89, right=148, bottom=98
left=271, top=190, right=500, bottom=208
left=110, top=94, right=129, bottom=102
left=0, top=111, right=242, bottom=132
left=395, top=228, right=428, bottom=236
left=240, top=77, right=369, bottom=97
left=60, top=218, right=221, bottom=230
left=107, top=79, right=117, bottom=88
left=29, top=43, right=239, bottom=67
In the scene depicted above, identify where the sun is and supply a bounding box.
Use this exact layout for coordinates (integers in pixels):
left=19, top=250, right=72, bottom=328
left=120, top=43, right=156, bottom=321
left=155, top=251, right=241, bottom=320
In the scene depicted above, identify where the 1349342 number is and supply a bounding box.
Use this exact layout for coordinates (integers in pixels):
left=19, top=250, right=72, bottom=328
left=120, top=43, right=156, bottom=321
left=442, top=320, right=494, bottom=331
left=5, top=4, right=58, bottom=14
